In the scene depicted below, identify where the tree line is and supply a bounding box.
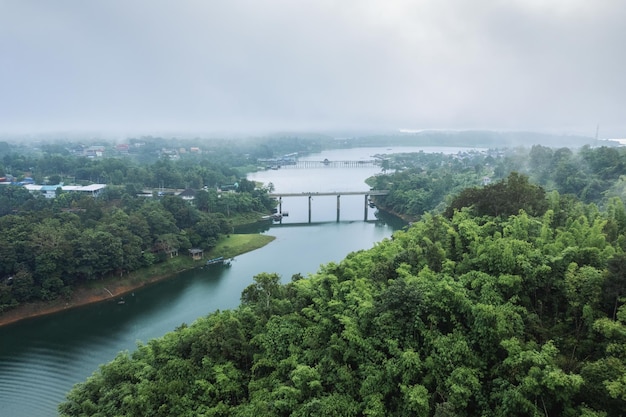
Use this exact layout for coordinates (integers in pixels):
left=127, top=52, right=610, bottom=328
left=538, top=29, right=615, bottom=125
left=59, top=173, right=626, bottom=416
left=0, top=150, right=276, bottom=312
left=0, top=135, right=326, bottom=184
left=371, top=145, right=626, bottom=219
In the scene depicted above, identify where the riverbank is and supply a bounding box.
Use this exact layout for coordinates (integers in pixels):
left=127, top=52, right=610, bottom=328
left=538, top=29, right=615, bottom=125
left=369, top=197, right=418, bottom=224
left=0, top=233, right=275, bottom=327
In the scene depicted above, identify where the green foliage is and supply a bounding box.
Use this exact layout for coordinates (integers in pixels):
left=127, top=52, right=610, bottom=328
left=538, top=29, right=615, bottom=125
left=0, top=142, right=276, bottom=312
left=60, top=195, right=626, bottom=416
left=374, top=145, right=626, bottom=221
left=446, top=172, right=547, bottom=218
left=7, top=139, right=626, bottom=414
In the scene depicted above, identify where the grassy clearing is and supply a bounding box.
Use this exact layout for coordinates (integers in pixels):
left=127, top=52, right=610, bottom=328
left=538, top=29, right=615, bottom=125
left=90, top=233, right=276, bottom=290
left=209, top=233, right=276, bottom=259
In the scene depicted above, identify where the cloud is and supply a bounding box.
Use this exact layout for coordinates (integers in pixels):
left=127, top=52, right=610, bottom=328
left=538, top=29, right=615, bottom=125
left=1, top=0, right=625, bottom=136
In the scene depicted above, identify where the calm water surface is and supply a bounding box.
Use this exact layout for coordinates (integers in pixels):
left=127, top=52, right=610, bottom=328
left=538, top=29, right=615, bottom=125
left=0, top=146, right=466, bottom=416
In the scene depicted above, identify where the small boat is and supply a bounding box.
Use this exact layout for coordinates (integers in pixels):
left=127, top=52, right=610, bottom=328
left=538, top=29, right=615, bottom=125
left=206, top=256, right=225, bottom=265
left=205, top=257, right=233, bottom=267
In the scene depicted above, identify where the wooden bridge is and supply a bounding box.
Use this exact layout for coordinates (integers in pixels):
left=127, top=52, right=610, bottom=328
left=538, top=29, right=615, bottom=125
left=269, top=190, right=389, bottom=222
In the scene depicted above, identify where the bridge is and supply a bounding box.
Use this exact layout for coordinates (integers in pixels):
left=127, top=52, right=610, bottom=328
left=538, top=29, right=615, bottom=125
left=260, top=159, right=381, bottom=169
left=269, top=190, right=389, bottom=222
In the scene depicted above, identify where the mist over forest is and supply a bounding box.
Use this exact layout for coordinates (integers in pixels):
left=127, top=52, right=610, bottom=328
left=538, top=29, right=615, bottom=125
left=2, top=1, right=626, bottom=415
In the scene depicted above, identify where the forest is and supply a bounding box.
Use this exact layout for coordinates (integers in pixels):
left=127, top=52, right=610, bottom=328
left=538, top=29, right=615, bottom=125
left=371, top=144, right=626, bottom=220
left=0, top=139, right=280, bottom=313
left=2, top=136, right=626, bottom=415
left=58, top=153, right=626, bottom=415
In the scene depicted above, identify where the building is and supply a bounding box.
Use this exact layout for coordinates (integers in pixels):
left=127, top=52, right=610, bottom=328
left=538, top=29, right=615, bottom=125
left=178, top=188, right=197, bottom=202
left=23, top=184, right=107, bottom=198
left=84, top=146, right=105, bottom=158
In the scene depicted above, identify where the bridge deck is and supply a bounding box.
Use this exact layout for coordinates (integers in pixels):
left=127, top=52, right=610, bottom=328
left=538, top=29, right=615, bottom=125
left=260, top=160, right=381, bottom=168
left=269, top=190, right=388, bottom=222
left=269, top=190, right=388, bottom=197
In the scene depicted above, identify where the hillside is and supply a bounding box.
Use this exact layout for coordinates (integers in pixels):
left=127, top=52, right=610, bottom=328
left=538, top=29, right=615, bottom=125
left=59, top=179, right=626, bottom=416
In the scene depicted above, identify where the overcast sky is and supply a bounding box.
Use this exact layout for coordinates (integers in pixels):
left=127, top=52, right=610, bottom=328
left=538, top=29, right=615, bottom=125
left=1, top=0, right=625, bottom=137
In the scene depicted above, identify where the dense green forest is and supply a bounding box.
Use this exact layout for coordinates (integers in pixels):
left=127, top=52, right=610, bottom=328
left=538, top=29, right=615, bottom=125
left=59, top=172, right=626, bottom=416
left=0, top=135, right=324, bottom=186
left=3, top=135, right=626, bottom=415
left=2, top=141, right=623, bottom=315
left=371, top=145, right=626, bottom=219
left=0, top=137, right=626, bottom=313
left=0, top=141, right=281, bottom=313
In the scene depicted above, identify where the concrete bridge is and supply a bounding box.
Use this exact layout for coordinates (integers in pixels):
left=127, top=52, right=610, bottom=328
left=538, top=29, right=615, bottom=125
left=268, top=190, right=389, bottom=222
left=260, top=159, right=381, bottom=169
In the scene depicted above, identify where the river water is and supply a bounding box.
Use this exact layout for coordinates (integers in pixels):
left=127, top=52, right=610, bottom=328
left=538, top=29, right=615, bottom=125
left=0, top=146, right=467, bottom=416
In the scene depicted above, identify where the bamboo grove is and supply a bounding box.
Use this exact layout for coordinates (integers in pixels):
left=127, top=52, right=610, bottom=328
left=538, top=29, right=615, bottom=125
left=60, top=172, right=626, bottom=416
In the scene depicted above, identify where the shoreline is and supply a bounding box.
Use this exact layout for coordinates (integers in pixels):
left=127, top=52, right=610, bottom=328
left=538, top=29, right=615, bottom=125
left=374, top=203, right=417, bottom=224
left=0, top=268, right=192, bottom=327
left=0, top=266, right=196, bottom=328
left=0, top=233, right=276, bottom=328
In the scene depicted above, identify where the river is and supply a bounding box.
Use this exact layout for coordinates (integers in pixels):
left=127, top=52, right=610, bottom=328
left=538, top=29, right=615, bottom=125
left=0, top=146, right=469, bottom=416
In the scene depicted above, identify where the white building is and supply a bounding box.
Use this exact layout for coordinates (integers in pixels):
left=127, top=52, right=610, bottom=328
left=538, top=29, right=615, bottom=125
left=23, top=184, right=107, bottom=198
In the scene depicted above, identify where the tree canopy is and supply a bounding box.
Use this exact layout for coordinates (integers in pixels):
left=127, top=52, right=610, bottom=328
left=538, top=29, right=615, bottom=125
left=59, top=189, right=626, bottom=416
left=445, top=172, right=547, bottom=218
left=0, top=143, right=278, bottom=312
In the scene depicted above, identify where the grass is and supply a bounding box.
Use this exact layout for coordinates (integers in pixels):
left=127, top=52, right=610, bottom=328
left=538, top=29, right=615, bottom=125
left=86, top=233, right=276, bottom=291
left=208, top=233, right=276, bottom=259
left=228, top=211, right=272, bottom=226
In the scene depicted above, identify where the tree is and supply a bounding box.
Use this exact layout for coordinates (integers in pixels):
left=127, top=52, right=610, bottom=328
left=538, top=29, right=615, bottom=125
left=446, top=172, right=547, bottom=218
left=241, top=273, right=284, bottom=318
left=528, top=144, right=554, bottom=182
left=602, top=253, right=626, bottom=319
left=77, top=229, right=123, bottom=279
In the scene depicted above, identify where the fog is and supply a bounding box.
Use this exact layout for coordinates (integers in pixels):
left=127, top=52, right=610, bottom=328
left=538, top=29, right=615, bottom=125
left=1, top=0, right=625, bottom=137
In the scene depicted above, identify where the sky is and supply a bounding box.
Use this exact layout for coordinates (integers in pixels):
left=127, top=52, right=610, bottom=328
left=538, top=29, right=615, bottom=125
left=1, top=0, right=625, bottom=138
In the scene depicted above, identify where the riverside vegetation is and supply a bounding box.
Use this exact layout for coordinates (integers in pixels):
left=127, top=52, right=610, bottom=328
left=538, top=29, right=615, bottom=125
left=2, top=135, right=626, bottom=415
left=57, top=143, right=626, bottom=416
left=0, top=137, right=286, bottom=316
left=59, top=173, right=626, bottom=416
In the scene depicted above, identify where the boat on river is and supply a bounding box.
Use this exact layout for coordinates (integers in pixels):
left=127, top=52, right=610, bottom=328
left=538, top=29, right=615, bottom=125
left=205, top=257, right=232, bottom=267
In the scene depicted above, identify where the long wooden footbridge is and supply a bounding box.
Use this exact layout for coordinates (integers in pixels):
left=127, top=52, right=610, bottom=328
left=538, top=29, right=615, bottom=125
left=269, top=190, right=389, bottom=222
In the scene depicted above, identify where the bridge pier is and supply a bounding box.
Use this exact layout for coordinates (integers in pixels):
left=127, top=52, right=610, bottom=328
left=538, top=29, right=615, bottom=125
left=364, top=194, right=368, bottom=221
left=308, top=195, right=312, bottom=223
left=337, top=195, right=340, bottom=222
